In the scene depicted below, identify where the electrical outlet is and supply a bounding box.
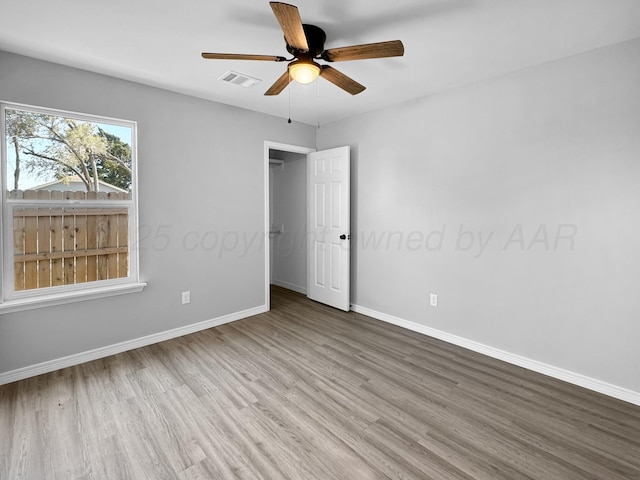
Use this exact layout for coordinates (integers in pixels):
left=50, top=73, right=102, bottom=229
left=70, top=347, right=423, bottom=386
left=182, top=291, right=191, bottom=305
left=430, top=293, right=438, bottom=307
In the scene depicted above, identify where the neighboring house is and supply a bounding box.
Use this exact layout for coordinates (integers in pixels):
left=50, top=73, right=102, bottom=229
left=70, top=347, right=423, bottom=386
left=30, top=175, right=128, bottom=194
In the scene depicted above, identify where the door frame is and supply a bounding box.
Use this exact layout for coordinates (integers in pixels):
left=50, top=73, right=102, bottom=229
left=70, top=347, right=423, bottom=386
left=264, top=141, right=315, bottom=311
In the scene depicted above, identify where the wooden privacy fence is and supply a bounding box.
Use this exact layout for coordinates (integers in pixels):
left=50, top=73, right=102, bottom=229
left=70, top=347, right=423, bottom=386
left=10, top=190, right=130, bottom=291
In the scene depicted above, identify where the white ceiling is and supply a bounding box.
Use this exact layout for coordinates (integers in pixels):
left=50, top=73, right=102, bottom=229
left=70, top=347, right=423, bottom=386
left=1, top=0, right=639, bottom=126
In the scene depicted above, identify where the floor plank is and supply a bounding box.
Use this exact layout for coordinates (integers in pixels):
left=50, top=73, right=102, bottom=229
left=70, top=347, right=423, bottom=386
left=1, top=285, right=639, bottom=479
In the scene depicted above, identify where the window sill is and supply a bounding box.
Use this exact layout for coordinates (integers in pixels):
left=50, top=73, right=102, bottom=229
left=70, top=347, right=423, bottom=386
left=0, top=282, right=147, bottom=314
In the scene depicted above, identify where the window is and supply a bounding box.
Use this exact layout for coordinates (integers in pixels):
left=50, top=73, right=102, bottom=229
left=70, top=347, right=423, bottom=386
left=1, top=102, right=144, bottom=313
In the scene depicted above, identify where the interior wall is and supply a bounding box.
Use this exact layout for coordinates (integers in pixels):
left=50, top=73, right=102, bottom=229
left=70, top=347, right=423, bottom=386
left=317, top=38, right=640, bottom=393
left=0, top=50, right=316, bottom=375
left=269, top=151, right=307, bottom=293
left=3, top=39, right=639, bottom=397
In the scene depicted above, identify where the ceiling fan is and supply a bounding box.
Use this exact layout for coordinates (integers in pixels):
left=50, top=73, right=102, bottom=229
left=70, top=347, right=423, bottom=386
left=202, top=2, right=404, bottom=96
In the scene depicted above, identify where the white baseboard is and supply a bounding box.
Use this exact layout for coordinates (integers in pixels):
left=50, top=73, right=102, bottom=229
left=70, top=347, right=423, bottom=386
left=271, top=279, right=307, bottom=295
left=351, top=304, right=640, bottom=407
left=0, top=305, right=268, bottom=386
left=5, top=300, right=638, bottom=407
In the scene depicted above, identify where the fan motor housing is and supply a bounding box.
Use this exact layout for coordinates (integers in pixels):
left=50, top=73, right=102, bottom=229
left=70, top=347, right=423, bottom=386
left=286, top=24, right=326, bottom=58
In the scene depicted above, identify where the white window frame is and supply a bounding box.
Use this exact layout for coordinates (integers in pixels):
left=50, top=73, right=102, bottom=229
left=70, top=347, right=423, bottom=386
left=0, top=101, right=145, bottom=313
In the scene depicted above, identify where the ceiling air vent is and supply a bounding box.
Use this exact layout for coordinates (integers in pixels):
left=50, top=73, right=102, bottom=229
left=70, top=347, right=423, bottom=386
left=218, top=71, right=261, bottom=88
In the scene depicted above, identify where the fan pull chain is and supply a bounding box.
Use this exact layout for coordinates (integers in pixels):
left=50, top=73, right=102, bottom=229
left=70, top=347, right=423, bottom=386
left=287, top=70, right=292, bottom=124
left=317, top=78, right=321, bottom=129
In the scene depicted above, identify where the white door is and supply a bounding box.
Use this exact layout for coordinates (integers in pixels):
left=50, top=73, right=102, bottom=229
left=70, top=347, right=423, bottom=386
left=307, top=146, right=350, bottom=311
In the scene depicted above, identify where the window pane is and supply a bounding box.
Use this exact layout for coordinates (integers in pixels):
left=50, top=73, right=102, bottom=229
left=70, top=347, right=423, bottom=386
left=5, top=108, right=132, bottom=194
left=13, top=206, right=129, bottom=291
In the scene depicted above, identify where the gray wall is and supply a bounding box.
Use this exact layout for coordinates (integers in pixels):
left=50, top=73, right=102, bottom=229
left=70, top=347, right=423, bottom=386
left=270, top=152, right=307, bottom=293
left=317, top=39, right=640, bottom=393
left=2, top=37, right=640, bottom=396
left=0, top=50, right=315, bottom=373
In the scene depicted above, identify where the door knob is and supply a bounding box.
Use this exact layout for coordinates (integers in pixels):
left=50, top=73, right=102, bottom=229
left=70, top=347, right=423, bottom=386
left=340, top=234, right=350, bottom=240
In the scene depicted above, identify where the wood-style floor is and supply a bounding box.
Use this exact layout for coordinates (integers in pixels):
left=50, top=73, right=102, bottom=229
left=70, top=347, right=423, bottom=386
left=1, top=286, right=639, bottom=479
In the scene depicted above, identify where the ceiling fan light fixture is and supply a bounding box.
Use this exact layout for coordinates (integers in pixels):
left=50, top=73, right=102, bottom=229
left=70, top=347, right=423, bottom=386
left=288, top=59, right=320, bottom=84
left=201, top=3, right=405, bottom=96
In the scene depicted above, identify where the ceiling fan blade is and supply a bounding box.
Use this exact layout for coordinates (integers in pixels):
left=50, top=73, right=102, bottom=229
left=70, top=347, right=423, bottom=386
left=322, top=40, right=404, bottom=62
left=202, top=53, right=286, bottom=62
left=270, top=2, right=309, bottom=52
left=264, top=70, right=292, bottom=96
left=320, top=66, right=365, bottom=95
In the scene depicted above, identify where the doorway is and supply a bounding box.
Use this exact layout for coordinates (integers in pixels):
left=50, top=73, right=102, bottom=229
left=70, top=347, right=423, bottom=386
left=264, top=142, right=315, bottom=309
left=264, top=141, right=351, bottom=311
